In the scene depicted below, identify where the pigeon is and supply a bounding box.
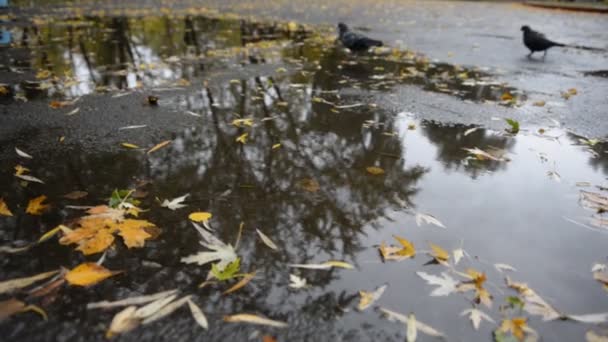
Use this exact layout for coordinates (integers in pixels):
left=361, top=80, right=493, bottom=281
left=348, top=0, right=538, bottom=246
left=337, top=23, right=383, bottom=52
left=521, top=25, right=565, bottom=58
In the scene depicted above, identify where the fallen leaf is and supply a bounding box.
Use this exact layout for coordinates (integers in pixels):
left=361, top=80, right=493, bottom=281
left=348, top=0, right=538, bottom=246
left=263, top=335, right=277, bottom=342
left=288, top=274, right=307, bottom=289
left=461, top=308, right=495, bottom=330
left=458, top=269, right=492, bottom=308
left=189, top=212, right=212, bottom=223
left=15, top=147, right=33, bottom=159
left=14, top=164, right=29, bottom=176
left=567, top=313, right=608, bottom=324
left=118, top=125, right=147, bottom=130
left=223, top=314, right=288, bottom=328
left=416, top=272, right=458, bottom=296
left=141, top=296, right=192, bottom=325
left=358, top=284, right=387, bottom=311
left=415, top=213, right=446, bottom=228
left=0, top=298, right=47, bottom=321
left=161, top=194, right=189, bottom=210
left=121, top=143, right=140, bottom=149
left=117, top=219, right=156, bottom=248
left=288, top=260, right=354, bottom=270
left=147, top=140, right=171, bottom=154
left=498, top=317, right=535, bottom=342
left=299, top=178, right=320, bottom=192
left=453, top=248, right=464, bottom=265
left=65, top=263, right=120, bottom=286
left=256, top=229, right=278, bottom=250
left=26, top=195, right=50, bottom=215
left=379, top=308, right=444, bottom=341
left=463, top=147, right=506, bottom=162
left=63, top=191, right=88, bottom=200
left=464, top=127, right=479, bottom=136
left=272, top=143, right=281, bottom=150
left=429, top=243, right=450, bottom=264
left=15, top=174, right=45, bottom=184
left=87, top=289, right=179, bottom=309
left=0, top=198, right=13, bottom=216
left=591, top=264, right=606, bottom=273
left=223, top=272, right=256, bottom=295
left=505, top=118, right=520, bottom=134
left=0, top=270, right=59, bottom=294
left=65, top=107, right=80, bottom=116
left=232, top=118, right=254, bottom=127
left=379, top=235, right=415, bottom=261
left=366, top=166, right=385, bottom=175
left=533, top=100, right=546, bottom=107
left=181, top=222, right=237, bottom=271
left=236, top=133, right=248, bottom=144
left=587, top=330, right=608, bottom=342
left=187, top=299, right=208, bottom=329
left=134, top=294, right=178, bottom=319
left=501, top=92, right=513, bottom=101
left=505, top=276, right=561, bottom=321
left=106, top=306, right=139, bottom=338
left=495, top=263, right=517, bottom=273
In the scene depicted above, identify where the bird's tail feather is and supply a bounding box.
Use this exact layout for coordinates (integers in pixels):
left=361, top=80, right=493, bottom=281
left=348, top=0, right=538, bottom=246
left=363, top=38, right=383, bottom=47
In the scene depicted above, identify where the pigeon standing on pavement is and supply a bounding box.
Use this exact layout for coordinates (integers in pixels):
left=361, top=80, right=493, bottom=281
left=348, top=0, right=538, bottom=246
left=337, top=23, right=383, bottom=52
left=521, top=25, right=565, bottom=58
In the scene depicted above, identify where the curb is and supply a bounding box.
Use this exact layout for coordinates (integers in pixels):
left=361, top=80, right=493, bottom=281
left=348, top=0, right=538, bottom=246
left=523, top=1, right=608, bottom=14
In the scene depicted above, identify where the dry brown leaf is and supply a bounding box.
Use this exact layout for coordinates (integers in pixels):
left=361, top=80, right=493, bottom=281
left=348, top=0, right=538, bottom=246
left=26, top=195, right=50, bottom=215
left=299, top=178, right=320, bottom=192
left=0, top=198, right=13, bottom=216
left=63, top=191, right=88, bottom=200
left=223, top=272, right=256, bottom=295
left=0, top=270, right=59, bottom=295
left=147, top=140, right=172, bottom=154
left=65, top=263, right=120, bottom=286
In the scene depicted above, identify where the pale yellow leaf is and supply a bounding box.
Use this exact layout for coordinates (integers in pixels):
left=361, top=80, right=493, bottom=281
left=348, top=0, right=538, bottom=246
left=0, top=270, right=59, bottom=295
left=256, top=229, right=278, bottom=250
left=366, top=166, right=385, bottom=175
left=147, top=140, right=171, bottom=154
left=236, top=133, right=248, bottom=144
left=223, top=272, right=256, bottom=295
left=223, top=313, right=288, bottom=328
left=122, top=143, right=139, bottom=149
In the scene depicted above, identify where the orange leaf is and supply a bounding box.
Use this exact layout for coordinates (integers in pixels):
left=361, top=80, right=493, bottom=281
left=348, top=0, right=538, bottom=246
left=116, top=219, right=155, bottom=248
left=223, top=272, right=256, bottom=295
left=26, top=195, right=50, bottom=215
left=65, top=263, right=120, bottom=286
left=0, top=198, right=13, bottom=217
left=76, top=228, right=115, bottom=255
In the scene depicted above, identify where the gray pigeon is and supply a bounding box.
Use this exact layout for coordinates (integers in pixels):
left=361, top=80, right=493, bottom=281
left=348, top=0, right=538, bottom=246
left=521, top=25, right=565, bottom=58
left=338, top=23, right=383, bottom=52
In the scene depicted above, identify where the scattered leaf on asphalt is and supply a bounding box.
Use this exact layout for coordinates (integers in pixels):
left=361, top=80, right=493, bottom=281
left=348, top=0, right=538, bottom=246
left=416, top=272, right=458, bottom=296
left=141, top=296, right=191, bottom=325
left=26, top=195, right=50, bottom=215
left=256, top=229, right=278, bottom=250
left=147, top=140, right=171, bottom=154
left=0, top=298, right=47, bottom=322
left=106, top=306, right=139, bottom=338
left=121, top=143, right=139, bottom=149
left=358, top=284, right=387, bottom=311
left=87, top=289, right=179, bottom=309
left=0, top=270, right=59, bottom=295
left=15, top=174, right=45, bottom=184
left=65, top=263, right=120, bottom=286
left=187, top=299, right=208, bottom=329
left=288, top=260, right=354, bottom=270
left=236, top=133, right=248, bottom=144
left=0, top=198, right=13, bottom=216
left=223, top=313, right=288, bottom=328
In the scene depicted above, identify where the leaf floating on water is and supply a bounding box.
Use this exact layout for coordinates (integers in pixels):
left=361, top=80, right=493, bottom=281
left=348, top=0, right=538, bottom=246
left=236, top=133, right=248, bottom=144
left=428, top=243, right=450, bottom=264
left=256, top=229, right=278, bottom=251
left=181, top=223, right=237, bottom=271
left=63, top=191, right=88, bottom=200
left=495, top=263, right=517, bottom=273
left=463, top=147, right=506, bottom=162
left=505, top=276, right=561, bottom=321
left=118, top=125, right=147, bottom=130
left=379, top=235, right=415, bottom=261
left=147, top=140, right=171, bottom=154
left=288, top=260, right=354, bottom=270
left=106, top=306, right=139, bottom=338
left=65, top=263, right=120, bottom=287
left=223, top=313, right=288, bottom=328
left=15, top=174, right=45, bottom=184
left=533, top=100, right=546, bottom=107
left=87, top=289, right=179, bottom=309
left=415, top=213, right=446, bottom=228
left=121, top=143, right=139, bottom=149
left=357, top=284, right=387, bottom=311
left=189, top=212, right=212, bottom=223
left=566, top=313, right=608, bottom=324
left=366, top=166, right=385, bottom=175
left=232, top=118, right=254, bottom=127
left=497, top=317, right=535, bottom=342
left=505, top=118, right=520, bottom=134
left=501, top=92, right=514, bottom=101
left=591, top=264, right=607, bottom=273
left=0, top=298, right=47, bottom=322
left=0, top=270, right=59, bottom=295
left=187, top=299, right=208, bottom=329
left=461, top=308, right=495, bottom=330
left=15, top=147, right=33, bottom=159
left=464, top=127, right=478, bottom=136
left=289, top=274, right=307, bottom=289
left=453, top=248, right=464, bottom=265
left=26, top=195, right=50, bottom=215
left=161, top=194, right=189, bottom=210
left=586, top=330, right=608, bottom=342
left=416, top=272, right=458, bottom=296
left=379, top=308, right=445, bottom=341
left=0, top=198, right=13, bottom=217
left=272, top=143, right=282, bottom=150
left=223, top=272, right=256, bottom=295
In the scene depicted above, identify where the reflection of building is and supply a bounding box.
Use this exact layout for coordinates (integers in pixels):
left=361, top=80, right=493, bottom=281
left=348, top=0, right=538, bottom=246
left=0, top=0, right=10, bottom=45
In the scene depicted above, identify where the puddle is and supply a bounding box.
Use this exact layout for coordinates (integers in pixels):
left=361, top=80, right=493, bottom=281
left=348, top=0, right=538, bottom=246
left=0, top=10, right=607, bottom=342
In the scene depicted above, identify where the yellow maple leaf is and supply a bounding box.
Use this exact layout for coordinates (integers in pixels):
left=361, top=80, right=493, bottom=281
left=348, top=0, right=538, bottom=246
left=0, top=198, right=13, bottom=217
left=429, top=243, right=449, bottom=263
left=14, top=165, right=29, bottom=176
left=189, top=212, right=212, bottom=223
left=236, top=133, right=248, bottom=144
left=393, top=235, right=416, bottom=257
left=232, top=118, right=254, bottom=127
left=65, top=263, right=120, bottom=286
left=76, top=228, right=115, bottom=255
left=116, top=219, right=155, bottom=248
left=26, top=196, right=50, bottom=215
left=499, top=317, right=528, bottom=341
left=366, top=166, right=385, bottom=175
